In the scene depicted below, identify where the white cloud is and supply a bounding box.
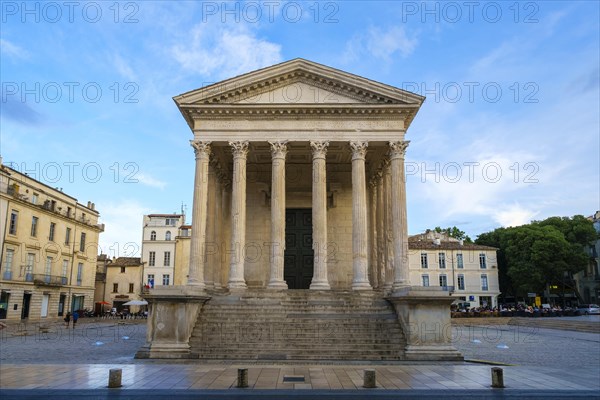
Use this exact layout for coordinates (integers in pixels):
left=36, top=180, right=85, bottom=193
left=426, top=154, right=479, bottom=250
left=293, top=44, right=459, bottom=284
left=0, top=39, right=29, bottom=60
left=343, top=25, right=417, bottom=63
left=492, top=204, right=539, bottom=227
left=136, top=173, right=167, bottom=189
left=97, top=199, right=152, bottom=258
left=112, top=54, right=137, bottom=81
left=171, top=24, right=282, bottom=79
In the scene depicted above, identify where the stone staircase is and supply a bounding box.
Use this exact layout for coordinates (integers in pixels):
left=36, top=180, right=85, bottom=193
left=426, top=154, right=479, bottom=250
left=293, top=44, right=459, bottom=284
left=189, top=290, right=406, bottom=361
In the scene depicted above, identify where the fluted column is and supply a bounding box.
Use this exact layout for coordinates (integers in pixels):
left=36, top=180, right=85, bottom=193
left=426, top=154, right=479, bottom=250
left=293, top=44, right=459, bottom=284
left=350, top=141, right=371, bottom=290
left=375, top=171, right=385, bottom=288
left=228, top=141, right=249, bottom=289
left=369, top=177, right=379, bottom=288
left=310, top=141, right=330, bottom=290
left=204, top=160, right=217, bottom=288
left=383, top=159, right=394, bottom=289
left=188, top=140, right=211, bottom=287
left=267, top=141, right=288, bottom=289
left=390, top=141, right=411, bottom=290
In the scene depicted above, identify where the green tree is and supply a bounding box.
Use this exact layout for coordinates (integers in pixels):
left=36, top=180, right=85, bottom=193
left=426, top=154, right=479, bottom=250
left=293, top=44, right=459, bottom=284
left=476, top=215, right=597, bottom=300
left=432, top=226, right=473, bottom=243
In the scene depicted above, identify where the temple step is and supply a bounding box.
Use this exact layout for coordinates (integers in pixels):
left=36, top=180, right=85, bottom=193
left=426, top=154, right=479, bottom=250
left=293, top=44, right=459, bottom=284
left=189, top=290, right=406, bottom=361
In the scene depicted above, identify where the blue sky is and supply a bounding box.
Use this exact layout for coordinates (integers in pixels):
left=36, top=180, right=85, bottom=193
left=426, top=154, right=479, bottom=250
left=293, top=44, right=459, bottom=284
left=1, top=1, right=598, bottom=257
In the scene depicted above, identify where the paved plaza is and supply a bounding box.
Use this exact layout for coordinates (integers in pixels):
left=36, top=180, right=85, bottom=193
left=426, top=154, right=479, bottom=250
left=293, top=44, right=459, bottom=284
left=0, top=317, right=599, bottom=398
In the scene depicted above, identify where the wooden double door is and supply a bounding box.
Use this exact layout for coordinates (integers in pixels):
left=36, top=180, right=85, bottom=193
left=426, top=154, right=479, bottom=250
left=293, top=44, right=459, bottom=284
left=284, top=209, right=314, bottom=289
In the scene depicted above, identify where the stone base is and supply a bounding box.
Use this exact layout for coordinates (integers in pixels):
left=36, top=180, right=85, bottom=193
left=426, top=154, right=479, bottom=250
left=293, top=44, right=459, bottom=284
left=387, top=287, right=464, bottom=361
left=134, top=285, right=210, bottom=359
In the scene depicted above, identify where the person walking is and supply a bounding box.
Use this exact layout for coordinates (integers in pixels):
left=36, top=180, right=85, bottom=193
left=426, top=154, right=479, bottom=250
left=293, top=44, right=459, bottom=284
left=64, top=312, right=71, bottom=328
left=72, top=311, right=79, bottom=329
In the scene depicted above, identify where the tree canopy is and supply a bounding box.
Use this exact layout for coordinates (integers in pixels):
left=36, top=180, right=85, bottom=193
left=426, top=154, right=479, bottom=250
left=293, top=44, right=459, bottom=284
left=432, top=226, right=473, bottom=243
left=475, top=215, right=597, bottom=299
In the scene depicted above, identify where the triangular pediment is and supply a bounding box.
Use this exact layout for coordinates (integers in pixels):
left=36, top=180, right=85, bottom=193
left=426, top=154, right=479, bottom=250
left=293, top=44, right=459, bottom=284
left=174, top=58, right=424, bottom=106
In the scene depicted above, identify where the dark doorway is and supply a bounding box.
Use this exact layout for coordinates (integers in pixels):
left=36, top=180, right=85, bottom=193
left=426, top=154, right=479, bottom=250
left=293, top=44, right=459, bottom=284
left=21, top=293, right=31, bottom=319
left=58, top=294, right=66, bottom=316
left=284, top=209, right=314, bottom=289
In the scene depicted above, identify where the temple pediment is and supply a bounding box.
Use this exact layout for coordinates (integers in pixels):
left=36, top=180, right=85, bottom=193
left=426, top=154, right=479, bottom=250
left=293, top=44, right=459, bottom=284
left=174, top=58, right=424, bottom=106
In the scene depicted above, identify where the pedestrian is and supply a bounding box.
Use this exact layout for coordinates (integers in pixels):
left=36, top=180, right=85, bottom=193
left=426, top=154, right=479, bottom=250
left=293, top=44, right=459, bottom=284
left=64, top=312, right=71, bottom=328
left=72, top=310, right=79, bottom=329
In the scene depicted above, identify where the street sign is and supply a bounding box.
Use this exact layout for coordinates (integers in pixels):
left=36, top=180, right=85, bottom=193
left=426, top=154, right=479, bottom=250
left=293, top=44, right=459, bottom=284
left=527, top=293, right=536, bottom=297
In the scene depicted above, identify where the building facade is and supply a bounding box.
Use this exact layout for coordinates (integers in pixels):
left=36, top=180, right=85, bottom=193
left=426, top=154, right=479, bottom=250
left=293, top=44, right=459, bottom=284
left=141, top=214, right=184, bottom=288
left=104, top=257, right=144, bottom=312
left=140, top=59, right=463, bottom=361
left=408, top=231, right=500, bottom=309
left=574, top=210, right=600, bottom=304
left=0, top=160, right=103, bottom=321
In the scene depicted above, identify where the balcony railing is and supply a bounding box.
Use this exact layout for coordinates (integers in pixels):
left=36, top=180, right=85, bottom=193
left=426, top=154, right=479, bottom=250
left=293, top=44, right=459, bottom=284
left=33, top=274, right=68, bottom=287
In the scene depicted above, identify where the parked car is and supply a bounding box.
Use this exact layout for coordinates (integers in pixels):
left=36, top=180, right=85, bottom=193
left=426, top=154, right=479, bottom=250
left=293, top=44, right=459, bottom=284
left=577, top=304, right=600, bottom=315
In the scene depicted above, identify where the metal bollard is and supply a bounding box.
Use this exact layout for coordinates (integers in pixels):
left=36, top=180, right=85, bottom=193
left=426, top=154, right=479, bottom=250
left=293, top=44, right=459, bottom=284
left=363, top=369, right=376, bottom=388
left=237, top=368, right=248, bottom=388
left=108, top=368, right=122, bottom=388
left=491, top=367, right=504, bottom=388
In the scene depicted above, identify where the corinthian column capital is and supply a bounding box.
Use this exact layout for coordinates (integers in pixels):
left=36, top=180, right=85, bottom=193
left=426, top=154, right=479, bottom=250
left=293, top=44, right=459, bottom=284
left=389, top=141, right=410, bottom=159
left=229, top=141, right=249, bottom=158
left=349, top=141, right=368, bottom=161
left=190, top=140, right=211, bottom=158
left=310, top=141, right=329, bottom=159
left=269, top=141, right=288, bottom=159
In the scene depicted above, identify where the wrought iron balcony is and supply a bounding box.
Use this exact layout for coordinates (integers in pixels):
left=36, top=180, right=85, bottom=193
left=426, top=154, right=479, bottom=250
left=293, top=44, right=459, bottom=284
left=33, top=274, right=68, bottom=287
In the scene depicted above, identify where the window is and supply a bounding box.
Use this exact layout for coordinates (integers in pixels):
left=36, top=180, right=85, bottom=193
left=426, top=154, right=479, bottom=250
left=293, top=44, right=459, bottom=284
left=49, top=222, right=56, bottom=241
left=164, top=251, right=171, bottom=267
left=65, top=227, right=71, bottom=245
left=45, top=256, right=53, bottom=277
left=148, top=274, right=154, bottom=288
left=67, top=207, right=72, bottom=217
left=438, top=253, right=446, bottom=269
left=149, top=251, right=156, bottom=266
left=31, top=216, right=39, bottom=237
left=9, top=211, right=18, bottom=235
left=166, top=218, right=177, bottom=226
left=79, top=232, right=86, bottom=252
left=76, top=263, right=83, bottom=285
left=3, top=249, right=14, bottom=279
left=165, top=231, right=171, bottom=241
left=32, top=193, right=38, bottom=204
left=26, top=253, right=35, bottom=280
left=129, top=283, right=134, bottom=293
left=421, top=274, right=430, bottom=287
left=162, top=274, right=170, bottom=285
left=439, top=274, right=448, bottom=288
left=121, top=266, right=126, bottom=273
left=481, top=274, right=489, bottom=291
left=62, top=260, right=68, bottom=278
left=150, top=231, right=156, bottom=241
left=113, top=283, right=119, bottom=293
left=457, top=253, right=464, bottom=269
left=457, top=274, right=465, bottom=290
left=420, top=253, right=428, bottom=269
left=479, top=253, right=487, bottom=269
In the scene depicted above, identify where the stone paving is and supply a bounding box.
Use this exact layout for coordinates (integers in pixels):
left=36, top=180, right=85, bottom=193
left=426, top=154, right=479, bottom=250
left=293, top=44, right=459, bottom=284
left=0, top=317, right=599, bottom=397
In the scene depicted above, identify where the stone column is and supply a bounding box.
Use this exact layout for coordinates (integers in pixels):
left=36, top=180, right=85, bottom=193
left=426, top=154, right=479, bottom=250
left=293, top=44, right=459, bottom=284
left=350, top=141, right=371, bottom=290
left=390, top=141, right=410, bottom=290
left=369, top=178, right=379, bottom=288
left=383, top=159, right=394, bottom=289
left=309, top=141, right=330, bottom=290
left=375, top=171, right=385, bottom=288
left=204, top=160, right=217, bottom=288
left=267, top=141, right=288, bottom=289
left=228, top=141, right=249, bottom=289
left=188, top=140, right=211, bottom=287
left=213, top=170, right=224, bottom=288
